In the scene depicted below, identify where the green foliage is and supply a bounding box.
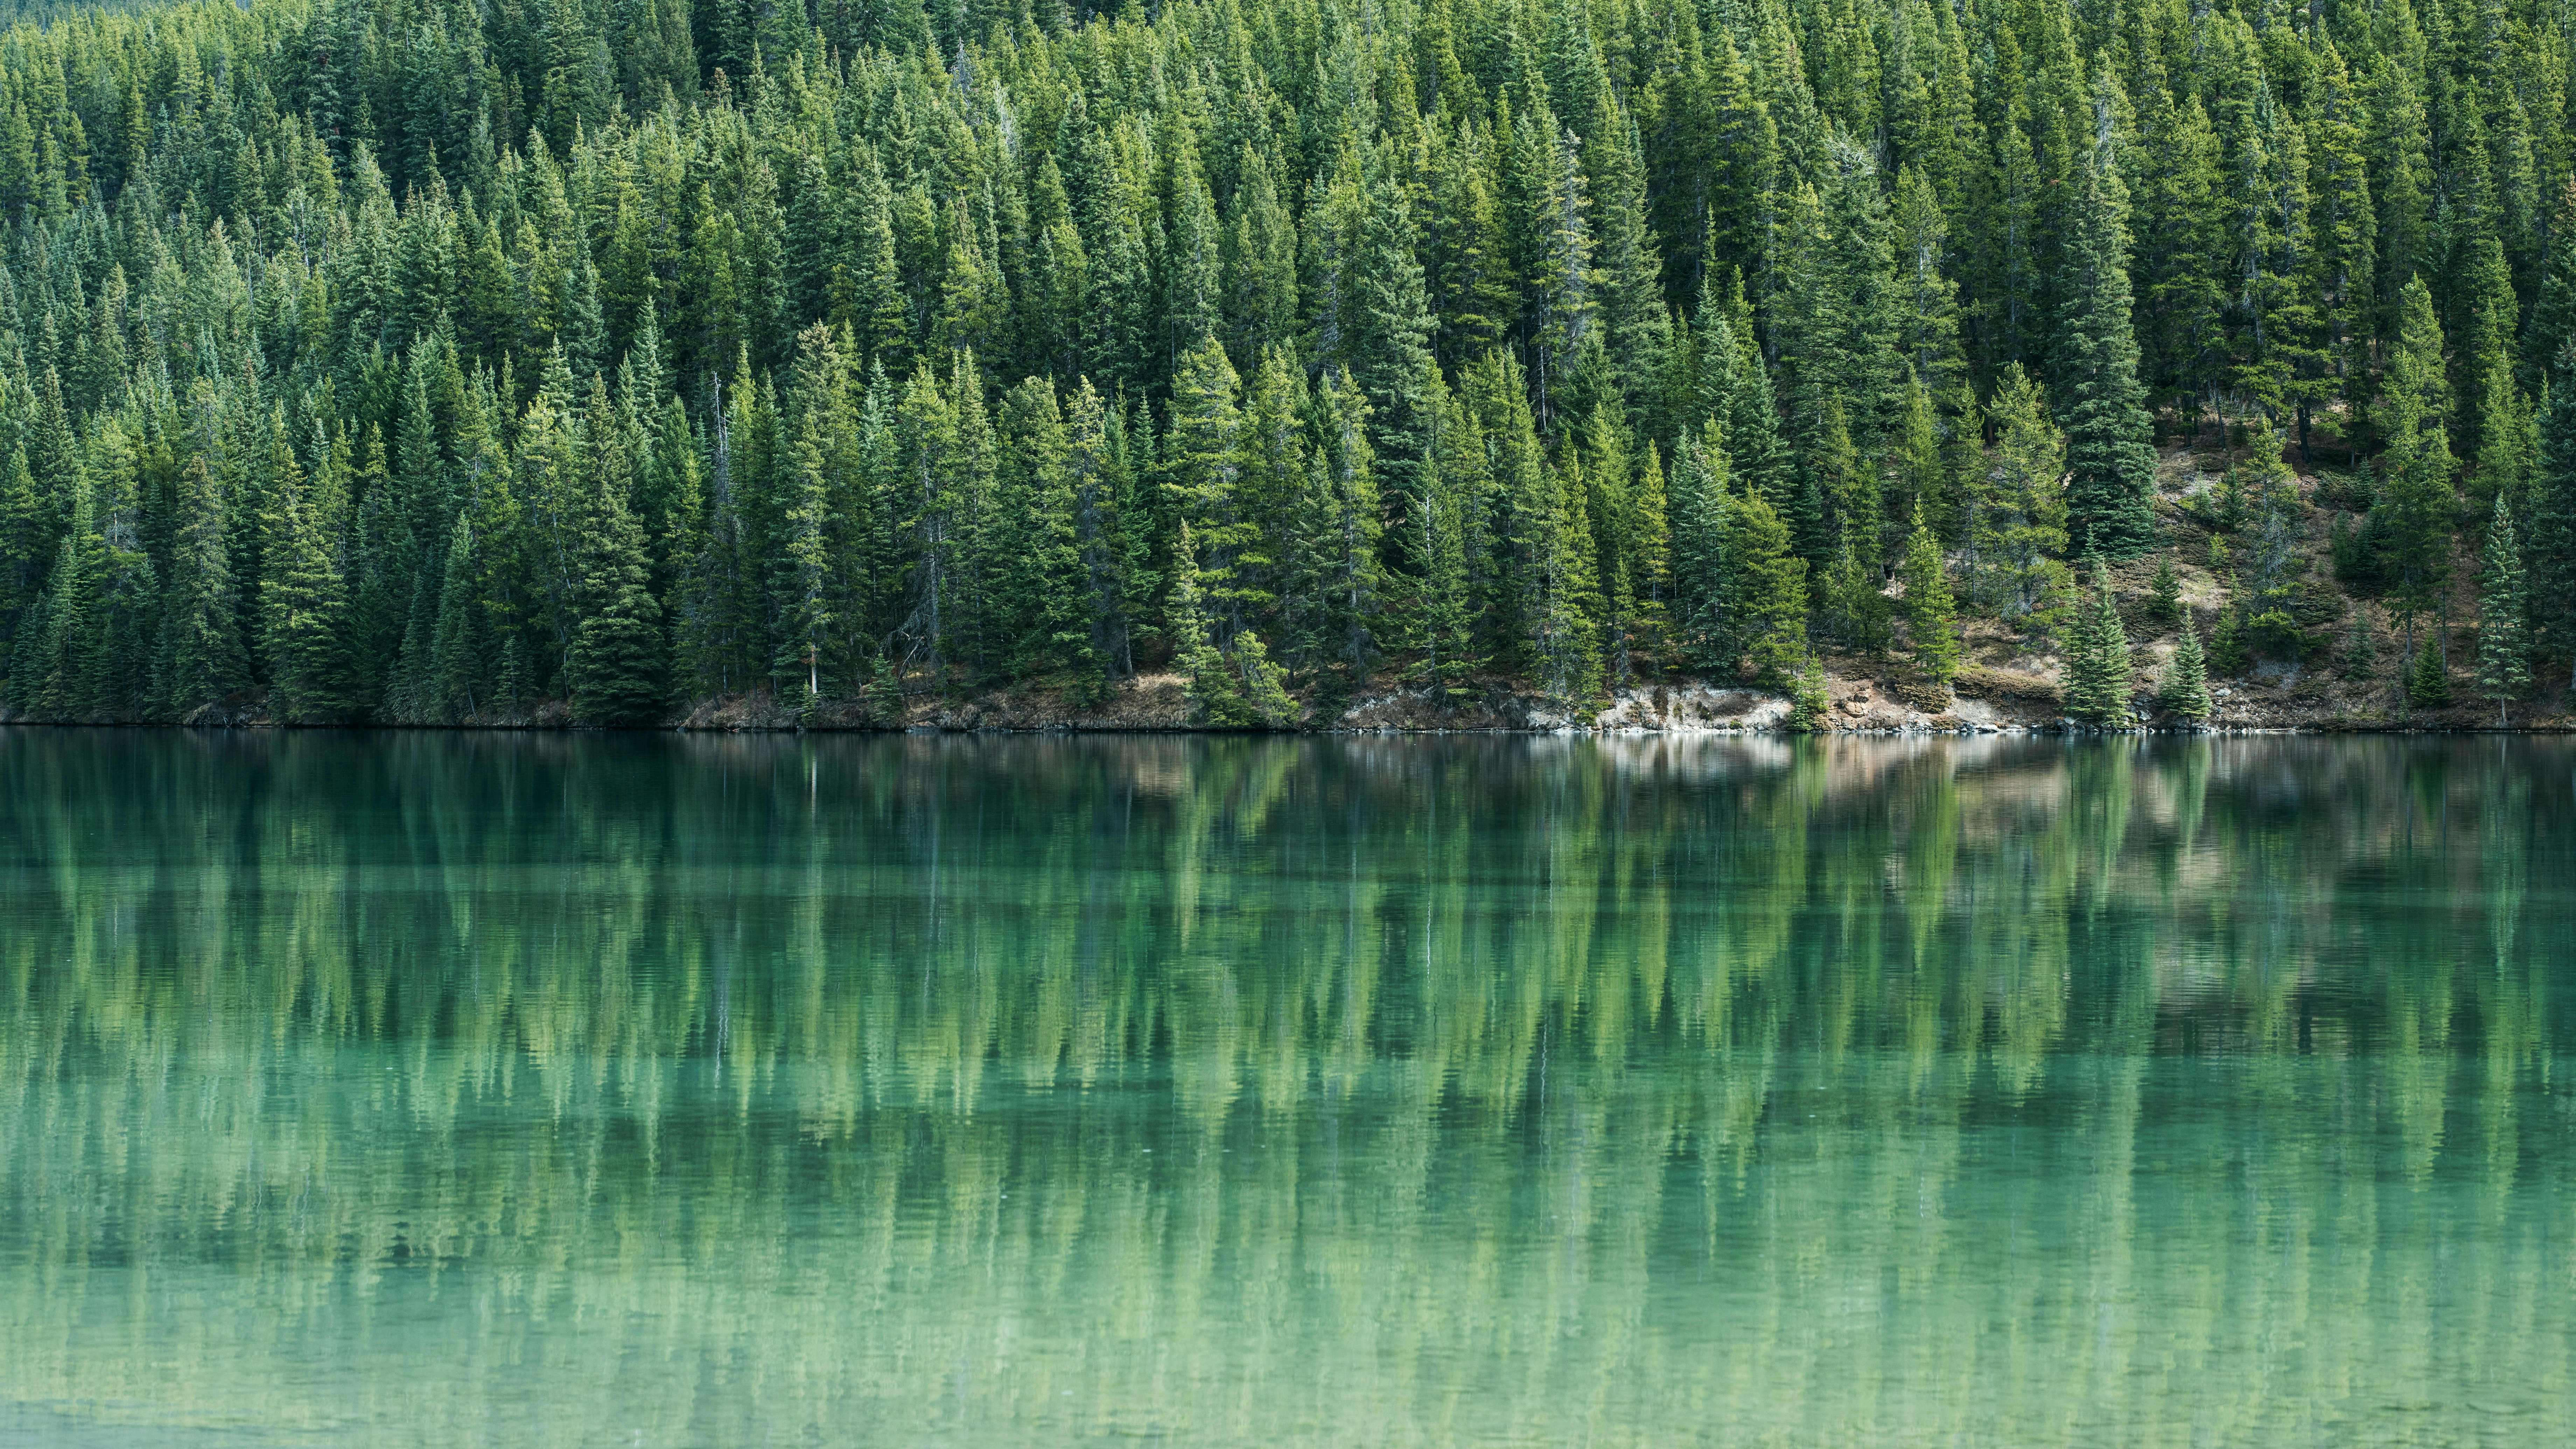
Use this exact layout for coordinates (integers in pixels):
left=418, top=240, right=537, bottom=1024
left=1784, top=653, right=1831, bottom=732
left=567, top=411, right=669, bottom=725
left=2375, top=280, right=2457, bottom=634
left=2056, top=156, right=2161, bottom=561
left=2062, top=561, right=2134, bottom=725
left=1898, top=509, right=1961, bottom=690
left=2406, top=633, right=2453, bottom=709
left=2160, top=622, right=2213, bottom=723
left=1967, top=368, right=2070, bottom=638
left=2208, top=606, right=2250, bottom=677
left=2337, top=605, right=2381, bottom=682
left=1731, top=488, right=1811, bottom=688
left=2148, top=553, right=2182, bottom=624
left=155, top=456, right=248, bottom=721
left=0, top=0, right=2555, bottom=727
left=2478, top=498, right=2531, bottom=723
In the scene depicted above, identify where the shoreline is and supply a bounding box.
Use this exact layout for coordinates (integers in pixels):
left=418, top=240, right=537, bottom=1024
left=9, top=643, right=2570, bottom=740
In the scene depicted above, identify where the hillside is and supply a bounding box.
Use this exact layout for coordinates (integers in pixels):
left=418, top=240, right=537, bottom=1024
left=0, top=0, right=2572, bottom=732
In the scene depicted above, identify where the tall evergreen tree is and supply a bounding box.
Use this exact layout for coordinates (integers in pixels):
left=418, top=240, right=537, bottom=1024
left=156, top=455, right=248, bottom=720
left=568, top=382, right=668, bottom=723
left=261, top=421, right=356, bottom=722
left=1730, top=485, right=1809, bottom=687
left=1897, top=506, right=1961, bottom=690
left=1967, top=367, right=2071, bottom=633
left=2055, top=153, right=2160, bottom=560
left=2477, top=495, right=2530, bottom=724
left=2062, top=559, right=2133, bottom=723
left=2376, top=278, right=2457, bottom=656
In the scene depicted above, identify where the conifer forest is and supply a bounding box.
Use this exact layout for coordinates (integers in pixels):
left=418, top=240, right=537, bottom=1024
left=0, top=0, right=2572, bottom=727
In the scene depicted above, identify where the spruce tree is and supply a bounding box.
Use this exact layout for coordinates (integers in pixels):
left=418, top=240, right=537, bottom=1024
left=1410, top=438, right=1480, bottom=702
left=1969, top=368, right=2072, bottom=635
left=2477, top=496, right=2530, bottom=724
left=2406, top=632, right=2451, bottom=708
left=1898, top=507, right=1961, bottom=690
left=2376, top=278, right=2456, bottom=658
left=0, top=444, right=41, bottom=658
left=568, top=409, right=668, bottom=725
left=2055, top=153, right=2161, bottom=560
left=156, top=455, right=249, bottom=721
left=2063, top=560, right=2133, bottom=724
left=2532, top=355, right=2576, bottom=693
left=2160, top=620, right=2213, bottom=723
left=1785, top=652, right=1831, bottom=732
left=261, top=423, right=355, bottom=723
left=2336, top=604, right=2381, bottom=682
left=428, top=510, right=485, bottom=721
left=15, top=482, right=94, bottom=718
left=1665, top=425, right=1735, bottom=674
left=1731, top=487, right=1809, bottom=687
left=773, top=410, right=834, bottom=713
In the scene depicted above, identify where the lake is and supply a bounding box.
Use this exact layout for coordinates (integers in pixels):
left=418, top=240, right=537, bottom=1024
left=1, top=729, right=2570, bottom=1446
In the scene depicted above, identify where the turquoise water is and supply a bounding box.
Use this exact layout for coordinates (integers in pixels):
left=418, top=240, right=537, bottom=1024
left=1, top=730, right=2571, bottom=1446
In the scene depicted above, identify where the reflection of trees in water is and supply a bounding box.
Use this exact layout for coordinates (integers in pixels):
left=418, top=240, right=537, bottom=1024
left=0, top=732, right=2570, bottom=1444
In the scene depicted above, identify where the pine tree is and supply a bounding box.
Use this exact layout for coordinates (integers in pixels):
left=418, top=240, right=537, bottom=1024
left=1690, top=275, right=1792, bottom=507
left=2377, top=278, right=2456, bottom=658
left=14, top=481, right=94, bottom=718
left=14, top=0, right=2576, bottom=732
left=428, top=510, right=485, bottom=721
left=2406, top=631, right=2452, bottom=708
left=2531, top=330, right=2576, bottom=684
left=0, top=444, right=42, bottom=658
left=1731, top=486, right=1809, bottom=687
left=1311, top=367, right=1383, bottom=686
left=1064, top=379, right=1139, bottom=698
left=2063, top=560, right=2133, bottom=724
left=772, top=410, right=834, bottom=713
left=2477, top=495, right=2530, bottom=724
left=2208, top=603, right=2250, bottom=677
left=262, top=422, right=355, bottom=722
left=1821, top=527, right=1890, bottom=654
left=2149, top=552, right=2182, bottom=623
left=347, top=427, right=412, bottom=716
left=997, top=376, right=1091, bottom=681
left=1410, top=405, right=1481, bottom=702
left=2160, top=620, right=2213, bottom=723
left=1667, top=426, right=1735, bottom=673
left=1531, top=451, right=1605, bottom=713
left=2336, top=603, right=2381, bottom=682
left=156, top=455, right=248, bottom=721
left=1898, top=506, right=1961, bottom=690
left=567, top=399, right=668, bottom=725
left=1967, top=367, right=2071, bottom=635
left=1891, top=368, right=1947, bottom=537
left=1890, top=164, right=1968, bottom=408
left=2056, top=152, right=2160, bottom=560
left=1170, top=522, right=1290, bottom=727
left=1785, top=651, right=1830, bottom=731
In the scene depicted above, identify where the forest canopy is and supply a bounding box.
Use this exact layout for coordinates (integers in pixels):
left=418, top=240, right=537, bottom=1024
left=0, top=0, right=2569, bottom=724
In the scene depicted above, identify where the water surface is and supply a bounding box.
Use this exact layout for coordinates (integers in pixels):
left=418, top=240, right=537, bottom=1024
left=2, top=730, right=2571, bottom=1446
